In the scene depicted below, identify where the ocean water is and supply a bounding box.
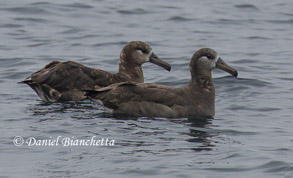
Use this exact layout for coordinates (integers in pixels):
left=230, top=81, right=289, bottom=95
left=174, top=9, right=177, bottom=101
left=1, top=0, right=293, bottom=177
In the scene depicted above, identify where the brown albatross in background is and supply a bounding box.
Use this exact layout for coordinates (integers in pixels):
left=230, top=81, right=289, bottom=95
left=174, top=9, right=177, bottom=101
left=85, top=48, right=238, bottom=118
left=19, top=41, right=171, bottom=102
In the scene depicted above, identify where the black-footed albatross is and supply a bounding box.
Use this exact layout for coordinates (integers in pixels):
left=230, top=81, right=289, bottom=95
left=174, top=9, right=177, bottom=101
left=85, top=48, right=238, bottom=118
left=19, top=41, right=171, bottom=102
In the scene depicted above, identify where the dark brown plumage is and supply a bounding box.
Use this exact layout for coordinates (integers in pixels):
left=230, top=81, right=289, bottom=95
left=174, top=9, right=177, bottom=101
left=86, top=48, right=238, bottom=118
left=19, top=41, right=171, bottom=102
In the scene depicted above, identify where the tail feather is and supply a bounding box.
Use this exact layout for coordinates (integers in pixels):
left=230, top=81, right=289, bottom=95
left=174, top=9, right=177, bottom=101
left=18, top=80, right=33, bottom=84
left=81, top=89, right=104, bottom=105
left=82, top=89, right=101, bottom=98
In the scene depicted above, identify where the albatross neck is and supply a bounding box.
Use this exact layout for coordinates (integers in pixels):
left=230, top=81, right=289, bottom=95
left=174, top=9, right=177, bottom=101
left=187, top=67, right=216, bottom=116
left=117, top=56, right=144, bottom=83
left=188, top=66, right=215, bottom=92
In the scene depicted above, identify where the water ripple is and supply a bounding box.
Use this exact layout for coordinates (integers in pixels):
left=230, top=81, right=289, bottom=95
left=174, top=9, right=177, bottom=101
left=266, top=19, right=293, bottom=24
left=61, top=3, right=94, bottom=9
left=117, top=8, right=150, bottom=15
left=1, top=6, right=52, bottom=14
left=14, top=17, right=50, bottom=23
left=0, top=24, right=23, bottom=28
left=234, top=4, right=259, bottom=10
left=256, top=161, right=293, bottom=173
left=168, top=16, right=197, bottom=22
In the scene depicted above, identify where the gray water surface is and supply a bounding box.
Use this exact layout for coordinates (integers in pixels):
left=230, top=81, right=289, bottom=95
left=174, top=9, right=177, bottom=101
left=1, top=0, right=293, bottom=177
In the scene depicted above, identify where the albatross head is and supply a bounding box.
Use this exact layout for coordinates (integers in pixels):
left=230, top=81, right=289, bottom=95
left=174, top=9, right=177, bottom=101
left=120, top=41, right=171, bottom=71
left=190, top=48, right=238, bottom=77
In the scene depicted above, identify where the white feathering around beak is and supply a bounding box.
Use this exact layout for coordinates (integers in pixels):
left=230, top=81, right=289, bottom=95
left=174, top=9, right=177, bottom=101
left=213, top=54, right=220, bottom=68
left=146, top=50, right=153, bottom=62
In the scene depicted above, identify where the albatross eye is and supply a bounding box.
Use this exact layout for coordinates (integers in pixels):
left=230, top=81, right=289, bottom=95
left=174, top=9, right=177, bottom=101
left=139, top=48, right=148, bottom=54
left=206, top=54, right=213, bottom=59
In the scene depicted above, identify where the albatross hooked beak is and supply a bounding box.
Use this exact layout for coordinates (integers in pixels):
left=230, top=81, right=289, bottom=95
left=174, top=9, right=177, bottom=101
left=216, top=58, right=238, bottom=77
left=149, top=53, right=171, bottom=71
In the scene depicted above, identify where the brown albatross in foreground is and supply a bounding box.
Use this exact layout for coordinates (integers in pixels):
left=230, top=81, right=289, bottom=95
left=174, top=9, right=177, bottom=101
left=85, top=48, right=238, bottom=118
left=19, top=41, right=171, bottom=102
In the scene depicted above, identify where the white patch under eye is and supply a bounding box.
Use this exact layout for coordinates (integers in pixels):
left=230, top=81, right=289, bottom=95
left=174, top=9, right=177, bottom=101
left=198, top=56, right=209, bottom=62
left=137, top=49, right=144, bottom=54
left=135, top=49, right=151, bottom=63
left=198, top=56, right=215, bottom=69
left=202, top=56, right=209, bottom=60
